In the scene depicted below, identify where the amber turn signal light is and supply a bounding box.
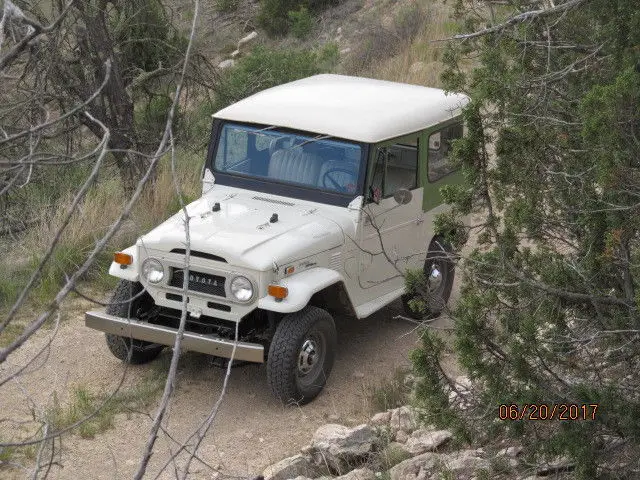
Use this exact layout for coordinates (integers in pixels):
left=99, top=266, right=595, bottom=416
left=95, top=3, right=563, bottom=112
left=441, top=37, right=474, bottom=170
left=114, top=252, right=133, bottom=265
left=268, top=284, right=288, bottom=299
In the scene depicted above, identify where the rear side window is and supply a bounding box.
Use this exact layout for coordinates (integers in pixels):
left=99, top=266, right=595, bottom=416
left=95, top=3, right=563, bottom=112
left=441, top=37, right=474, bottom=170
left=428, top=123, right=463, bottom=182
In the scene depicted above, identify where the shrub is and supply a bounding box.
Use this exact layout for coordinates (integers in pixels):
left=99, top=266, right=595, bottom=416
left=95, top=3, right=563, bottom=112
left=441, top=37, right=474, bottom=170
left=212, top=44, right=339, bottom=111
left=288, top=6, right=314, bottom=39
left=258, top=0, right=340, bottom=37
left=215, top=0, right=239, bottom=13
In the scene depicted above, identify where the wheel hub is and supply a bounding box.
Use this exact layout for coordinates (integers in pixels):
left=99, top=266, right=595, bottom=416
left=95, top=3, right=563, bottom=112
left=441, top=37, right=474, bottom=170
left=427, top=263, right=443, bottom=292
left=298, top=339, right=318, bottom=375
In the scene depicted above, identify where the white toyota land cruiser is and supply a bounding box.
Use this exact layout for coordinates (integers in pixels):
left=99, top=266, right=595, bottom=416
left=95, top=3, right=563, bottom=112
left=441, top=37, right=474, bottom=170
left=86, top=74, right=469, bottom=404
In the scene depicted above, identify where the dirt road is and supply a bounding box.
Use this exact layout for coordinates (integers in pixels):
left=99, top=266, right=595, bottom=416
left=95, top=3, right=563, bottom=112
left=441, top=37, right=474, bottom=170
left=1, top=290, right=460, bottom=479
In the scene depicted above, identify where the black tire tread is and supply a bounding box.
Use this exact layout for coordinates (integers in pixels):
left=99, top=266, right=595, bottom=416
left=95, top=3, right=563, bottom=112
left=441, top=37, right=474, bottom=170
left=267, top=306, right=336, bottom=405
left=104, top=280, right=163, bottom=365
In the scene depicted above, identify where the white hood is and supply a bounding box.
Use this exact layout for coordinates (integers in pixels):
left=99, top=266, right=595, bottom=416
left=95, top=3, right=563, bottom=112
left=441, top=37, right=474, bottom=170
left=138, top=187, right=358, bottom=271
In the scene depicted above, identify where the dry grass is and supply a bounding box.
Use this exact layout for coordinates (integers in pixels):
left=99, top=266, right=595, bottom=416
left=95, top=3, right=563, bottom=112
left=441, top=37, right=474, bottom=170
left=0, top=150, right=204, bottom=312
left=368, top=2, right=453, bottom=87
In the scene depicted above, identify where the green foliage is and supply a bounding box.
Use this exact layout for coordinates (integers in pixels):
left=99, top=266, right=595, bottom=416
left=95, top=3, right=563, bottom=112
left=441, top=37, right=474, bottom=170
left=288, top=6, right=314, bottom=39
left=111, top=0, right=187, bottom=83
left=258, top=0, right=338, bottom=36
left=215, top=0, right=239, bottom=12
left=411, top=0, right=640, bottom=476
left=212, top=44, right=339, bottom=111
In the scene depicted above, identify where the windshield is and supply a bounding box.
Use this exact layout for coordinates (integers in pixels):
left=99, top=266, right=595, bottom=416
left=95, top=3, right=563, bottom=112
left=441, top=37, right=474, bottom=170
left=213, top=123, right=364, bottom=196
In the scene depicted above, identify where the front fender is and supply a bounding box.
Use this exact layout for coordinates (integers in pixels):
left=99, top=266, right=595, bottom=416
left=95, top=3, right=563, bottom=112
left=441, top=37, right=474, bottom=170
left=258, top=267, right=343, bottom=313
left=107, top=245, right=139, bottom=282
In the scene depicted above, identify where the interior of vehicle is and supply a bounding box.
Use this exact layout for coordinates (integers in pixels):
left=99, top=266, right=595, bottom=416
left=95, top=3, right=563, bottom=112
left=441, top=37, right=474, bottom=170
left=214, top=123, right=363, bottom=194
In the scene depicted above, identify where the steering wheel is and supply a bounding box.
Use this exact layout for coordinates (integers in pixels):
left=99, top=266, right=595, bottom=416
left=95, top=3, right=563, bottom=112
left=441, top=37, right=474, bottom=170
left=322, top=168, right=357, bottom=192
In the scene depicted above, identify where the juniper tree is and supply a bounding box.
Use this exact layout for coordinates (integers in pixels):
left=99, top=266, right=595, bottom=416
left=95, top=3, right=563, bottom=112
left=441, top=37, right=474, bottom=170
left=410, top=1, right=640, bottom=477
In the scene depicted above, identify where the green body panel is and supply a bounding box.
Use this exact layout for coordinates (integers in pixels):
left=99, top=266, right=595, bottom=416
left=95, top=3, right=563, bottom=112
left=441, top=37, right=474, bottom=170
left=364, top=116, right=465, bottom=213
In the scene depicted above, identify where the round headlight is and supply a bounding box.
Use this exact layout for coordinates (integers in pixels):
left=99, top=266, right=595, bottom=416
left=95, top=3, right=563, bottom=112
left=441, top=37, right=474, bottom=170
left=230, top=276, right=253, bottom=302
left=142, top=258, right=164, bottom=284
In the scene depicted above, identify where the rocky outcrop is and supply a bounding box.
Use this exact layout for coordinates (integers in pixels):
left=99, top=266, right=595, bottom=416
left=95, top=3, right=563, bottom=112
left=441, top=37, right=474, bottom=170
left=310, top=424, right=376, bottom=472
left=259, top=403, right=566, bottom=480
left=390, top=449, right=489, bottom=480
left=263, top=454, right=320, bottom=480
left=403, top=429, right=452, bottom=455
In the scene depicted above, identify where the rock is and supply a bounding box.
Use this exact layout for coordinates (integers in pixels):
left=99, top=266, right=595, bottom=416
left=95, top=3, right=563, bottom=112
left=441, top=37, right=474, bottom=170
left=340, top=47, right=351, bottom=55
left=263, top=454, right=318, bottom=480
left=217, top=59, right=235, bottom=70
left=442, top=449, right=490, bottom=477
left=238, top=31, right=258, bottom=50
left=455, top=376, right=472, bottom=390
left=389, top=406, right=420, bottom=433
left=536, top=456, right=574, bottom=475
left=352, top=370, right=365, bottom=379
left=404, top=429, right=452, bottom=455
left=336, top=467, right=376, bottom=480
left=311, top=424, right=376, bottom=472
left=328, top=414, right=341, bottom=422
left=370, top=411, right=391, bottom=426
left=390, top=450, right=489, bottom=480
left=230, top=49, right=241, bottom=59
left=389, top=452, right=441, bottom=480
left=497, top=446, right=522, bottom=458
left=394, top=430, right=409, bottom=443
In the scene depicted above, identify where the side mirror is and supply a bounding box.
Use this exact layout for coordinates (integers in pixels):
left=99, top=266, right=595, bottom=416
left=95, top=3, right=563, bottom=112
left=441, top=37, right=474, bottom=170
left=393, top=188, right=412, bottom=205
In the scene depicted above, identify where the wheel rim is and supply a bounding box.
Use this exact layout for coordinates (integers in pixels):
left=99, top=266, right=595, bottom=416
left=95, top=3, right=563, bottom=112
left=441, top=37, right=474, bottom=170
left=297, top=332, right=326, bottom=385
left=426, top=243, right=449, bottom=297
left=427, top=262, right=443, bottom=293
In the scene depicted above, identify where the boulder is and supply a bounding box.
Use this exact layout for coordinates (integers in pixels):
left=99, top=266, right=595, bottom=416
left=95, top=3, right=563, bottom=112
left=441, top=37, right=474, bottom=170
left=370, top=411, right=391, bottom=427
left=389, top=406, right=420, bottom=433
left=395, top=430, right=409, bottom=443
left=335, top=467, right=377, bottom=480
left=263, top=454, right=319, bottom=480
left=389, top=452, right=441, bottom=480
left=238, top=31, right=258, bottom=51
left=390, top=450, right=489, bottom=480
left=443, top=449, right=490, bottom=477
left=404, top=429, right=452, bottom=455
left=217, top=59, right=235, bottom=70
left=311, top=424, right=376, bottom=472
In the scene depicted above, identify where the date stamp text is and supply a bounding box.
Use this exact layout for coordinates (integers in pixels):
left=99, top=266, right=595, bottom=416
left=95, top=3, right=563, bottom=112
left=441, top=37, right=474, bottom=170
left=498, top=403, right=599, bottom=421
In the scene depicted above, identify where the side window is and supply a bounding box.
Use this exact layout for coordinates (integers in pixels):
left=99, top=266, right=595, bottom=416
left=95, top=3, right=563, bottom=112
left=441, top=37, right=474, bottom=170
left=369, top=139, right=418, bottom=201
left=384, top=142, right=418, bottom=196
left=428, top=122, right=463, bottom=182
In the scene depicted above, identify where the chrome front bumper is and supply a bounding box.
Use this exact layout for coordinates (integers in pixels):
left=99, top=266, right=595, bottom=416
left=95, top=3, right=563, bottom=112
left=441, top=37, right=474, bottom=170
left=85, top=310, right=264, bottom=363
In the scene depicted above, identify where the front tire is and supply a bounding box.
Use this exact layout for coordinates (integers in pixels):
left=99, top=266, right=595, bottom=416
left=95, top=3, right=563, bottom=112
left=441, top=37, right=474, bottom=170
left=402, top=237, right=455, bottom=319
left=104, top=280, right=163, bottom=364
left=267, top=306, right=337, bottom=405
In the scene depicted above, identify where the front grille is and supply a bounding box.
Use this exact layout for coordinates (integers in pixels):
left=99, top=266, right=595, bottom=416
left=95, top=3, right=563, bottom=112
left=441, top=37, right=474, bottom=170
left=169, top=268, right=226, bottom=297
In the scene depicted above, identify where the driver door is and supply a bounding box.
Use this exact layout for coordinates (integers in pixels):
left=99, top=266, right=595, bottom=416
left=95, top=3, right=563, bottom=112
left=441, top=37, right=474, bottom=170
left=357, top=134, right=423, bottom=309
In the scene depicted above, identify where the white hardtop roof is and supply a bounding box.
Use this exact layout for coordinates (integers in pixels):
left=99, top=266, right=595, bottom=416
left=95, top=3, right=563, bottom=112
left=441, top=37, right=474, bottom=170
left=213, top=74, right=469, bottom=143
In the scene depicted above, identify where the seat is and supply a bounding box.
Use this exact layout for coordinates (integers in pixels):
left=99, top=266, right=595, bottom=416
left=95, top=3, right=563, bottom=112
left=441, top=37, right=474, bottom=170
left=268, top=146, right=322, bottom=186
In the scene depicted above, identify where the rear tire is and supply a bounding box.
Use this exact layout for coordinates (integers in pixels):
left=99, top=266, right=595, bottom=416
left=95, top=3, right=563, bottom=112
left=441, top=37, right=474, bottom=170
left=402, top=237, right=455, bottom=319
left=267, top=306, right=337, bottom=405
left=104, top=280, right=163, bottom=364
